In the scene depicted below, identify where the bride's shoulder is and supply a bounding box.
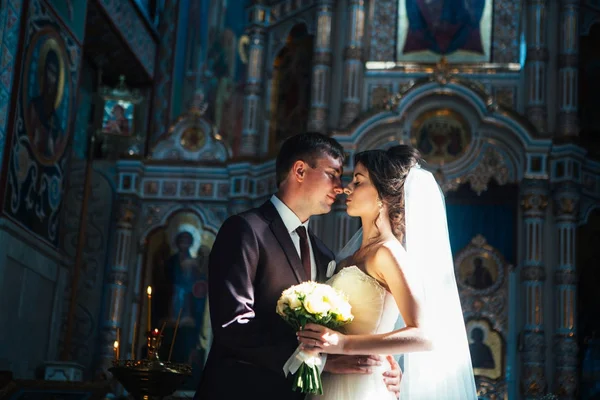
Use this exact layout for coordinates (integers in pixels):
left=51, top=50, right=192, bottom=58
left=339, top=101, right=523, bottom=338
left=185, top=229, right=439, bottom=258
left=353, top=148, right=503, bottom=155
left=370, top=238, right=409, bottom=269
left=381, top=238, right=408, bottom=257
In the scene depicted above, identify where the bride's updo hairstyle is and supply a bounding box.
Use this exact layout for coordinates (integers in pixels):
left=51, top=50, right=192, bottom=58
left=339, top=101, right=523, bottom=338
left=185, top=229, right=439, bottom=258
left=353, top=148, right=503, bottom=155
left=353, top=145, right=421, bottom=243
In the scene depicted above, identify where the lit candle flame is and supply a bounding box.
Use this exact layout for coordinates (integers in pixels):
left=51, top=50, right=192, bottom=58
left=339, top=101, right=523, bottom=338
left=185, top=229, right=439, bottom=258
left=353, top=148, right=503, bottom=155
left=147, top=286, right=152, bottom=332
left=113, top=340, right=120, bottom=360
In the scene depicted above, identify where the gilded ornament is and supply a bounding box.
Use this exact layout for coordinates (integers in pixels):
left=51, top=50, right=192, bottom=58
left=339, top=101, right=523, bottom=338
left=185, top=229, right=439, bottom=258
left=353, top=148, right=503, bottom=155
left=554, top=196, right=579, bottom=217
left=180, top=127, right=207, bottom=152
left=410, top=108, right=472, bottom=165
left=521, top=193, right=549, bottom=212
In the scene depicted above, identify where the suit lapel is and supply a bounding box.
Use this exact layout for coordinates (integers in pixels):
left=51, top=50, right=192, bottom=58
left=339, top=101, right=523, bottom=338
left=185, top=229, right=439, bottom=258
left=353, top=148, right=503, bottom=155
left=260, top=201, right=309, bottom=283
left=310, top=233, right=330, bottom=283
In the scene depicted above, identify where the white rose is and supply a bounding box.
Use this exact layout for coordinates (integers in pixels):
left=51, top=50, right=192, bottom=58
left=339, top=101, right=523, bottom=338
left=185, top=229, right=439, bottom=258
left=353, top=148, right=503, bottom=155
left=276, top=298, right=287, bottom=315
left=285, top=293, right=302, bottom=309
left=304, top=293, right=332, bottom=315
left=335, top=302, right=353, bottom=321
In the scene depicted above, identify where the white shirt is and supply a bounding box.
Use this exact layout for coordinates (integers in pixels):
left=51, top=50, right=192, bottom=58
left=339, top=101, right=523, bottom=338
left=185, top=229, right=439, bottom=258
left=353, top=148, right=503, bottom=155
left=270, top=195, right=317, bottom=280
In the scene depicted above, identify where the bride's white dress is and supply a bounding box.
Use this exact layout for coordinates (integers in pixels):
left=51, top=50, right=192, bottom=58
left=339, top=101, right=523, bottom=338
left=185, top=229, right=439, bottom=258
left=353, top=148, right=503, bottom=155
left=309, top=265, right=399, bottom=400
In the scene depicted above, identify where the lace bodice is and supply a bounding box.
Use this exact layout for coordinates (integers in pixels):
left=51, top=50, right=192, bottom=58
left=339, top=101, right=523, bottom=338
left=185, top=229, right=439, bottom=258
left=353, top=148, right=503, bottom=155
left=327, top=266, right=399, bottom=336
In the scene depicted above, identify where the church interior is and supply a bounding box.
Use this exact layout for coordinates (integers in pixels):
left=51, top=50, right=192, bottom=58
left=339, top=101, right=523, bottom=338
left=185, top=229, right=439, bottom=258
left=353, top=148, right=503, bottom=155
left=0, top=0, right=599, bottom=399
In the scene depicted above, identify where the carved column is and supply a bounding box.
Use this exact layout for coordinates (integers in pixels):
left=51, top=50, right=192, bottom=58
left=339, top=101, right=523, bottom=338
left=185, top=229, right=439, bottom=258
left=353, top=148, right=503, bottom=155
left=556, top=0, right=579, bottom=137
left=552, top=183, right=580, bottom=399
left=126, top=245, right=146, bottom=359
left=339, top=0, right=365, bottom=128
left=240, top=2, right=268, bottom=156
left=308, top=0, right=334, bottom=133
left=98, top=197, right=138, bottom=371
left=525, top=0, right=549, bottom=133
left=520, top=180, right=549, bottom=398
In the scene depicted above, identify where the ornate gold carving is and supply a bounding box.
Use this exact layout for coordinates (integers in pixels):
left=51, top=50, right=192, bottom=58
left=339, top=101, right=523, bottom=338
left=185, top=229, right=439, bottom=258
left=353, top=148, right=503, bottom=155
left=476, top=378, right=507, bottom=400
left=180, top=127, right=206, bottom=151
left=553, top=336, right=578, bottom=398
left=522, top=365, right=547, bottom=397
left=554, top=195, right=579, bottom=217
left=465, top=148, right=510, bottom=195
left=521, top=193, right=549, bottom=212
left=117, top=200, right=136, bottom=225
left=410, top=108, right=472, bottom=164
left=432, top=56, right=453, bottom=85
left=437, top=148, right=511, bottom=195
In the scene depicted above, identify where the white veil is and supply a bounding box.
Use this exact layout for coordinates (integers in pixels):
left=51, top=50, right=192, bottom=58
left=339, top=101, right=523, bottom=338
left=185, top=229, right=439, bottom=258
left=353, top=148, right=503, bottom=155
left=336, top=166, right=477, bottom=399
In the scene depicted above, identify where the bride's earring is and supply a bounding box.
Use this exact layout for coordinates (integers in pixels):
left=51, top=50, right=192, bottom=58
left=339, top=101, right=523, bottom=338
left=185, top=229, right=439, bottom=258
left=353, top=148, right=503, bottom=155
left=377, top=198, right=383, bottom=209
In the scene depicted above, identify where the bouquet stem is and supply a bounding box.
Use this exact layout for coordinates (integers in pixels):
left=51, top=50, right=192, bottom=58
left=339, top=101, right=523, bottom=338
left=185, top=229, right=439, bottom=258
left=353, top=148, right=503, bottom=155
left=293, top=362, right=323, bottom=395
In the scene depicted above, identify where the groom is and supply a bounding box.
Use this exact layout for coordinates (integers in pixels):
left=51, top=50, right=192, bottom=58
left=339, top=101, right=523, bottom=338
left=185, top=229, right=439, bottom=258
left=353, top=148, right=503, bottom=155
left=195, top=132, right=401, bottom=399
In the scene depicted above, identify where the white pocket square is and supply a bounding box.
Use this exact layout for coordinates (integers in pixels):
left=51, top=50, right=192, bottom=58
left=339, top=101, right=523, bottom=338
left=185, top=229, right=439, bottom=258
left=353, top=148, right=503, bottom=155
left=326, top=260, right=336, bottom=278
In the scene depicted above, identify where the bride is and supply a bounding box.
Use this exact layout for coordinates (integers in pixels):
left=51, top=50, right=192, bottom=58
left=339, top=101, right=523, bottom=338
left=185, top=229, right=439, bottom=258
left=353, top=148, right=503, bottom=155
left=298, top=145, right=478, bottom=399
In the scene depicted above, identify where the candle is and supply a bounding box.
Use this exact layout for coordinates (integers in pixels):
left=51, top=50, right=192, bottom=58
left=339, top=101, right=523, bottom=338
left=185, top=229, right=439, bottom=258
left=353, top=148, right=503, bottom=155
left=131, top=322, right=137, bottom=360
left=168, top=308, right=183, bottom=362
left=113, top=340, right=119, bottom=360
left=147, top=286, right=152, bottom=332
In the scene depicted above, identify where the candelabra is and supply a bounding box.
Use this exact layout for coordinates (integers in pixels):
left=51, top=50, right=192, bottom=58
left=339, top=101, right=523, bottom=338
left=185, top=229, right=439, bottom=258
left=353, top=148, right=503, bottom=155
left=110, top=289, right=190, bottom=400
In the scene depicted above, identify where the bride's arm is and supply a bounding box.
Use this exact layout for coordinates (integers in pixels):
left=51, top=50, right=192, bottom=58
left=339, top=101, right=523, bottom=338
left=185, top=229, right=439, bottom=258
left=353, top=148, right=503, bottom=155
left=298, top=243, right=433, bottom=355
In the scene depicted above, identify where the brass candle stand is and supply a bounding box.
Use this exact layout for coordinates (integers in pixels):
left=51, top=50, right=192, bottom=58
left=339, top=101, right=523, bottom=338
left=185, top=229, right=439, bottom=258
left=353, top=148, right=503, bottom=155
left=109, top=330, right=192, bottom=400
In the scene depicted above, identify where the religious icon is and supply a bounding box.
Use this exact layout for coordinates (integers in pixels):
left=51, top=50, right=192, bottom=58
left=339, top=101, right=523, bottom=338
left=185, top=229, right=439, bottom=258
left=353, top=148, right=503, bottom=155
left=458, top=253, right=499, bottom=292
left=146, top=212, right=214, bottom=389
left=98, top=75, right=142, bottom=138
left=165, top=229, right=208, bottom=324
left=469, top=327, right=495, bottom=369
left=23, top=29, right=72, bottom=165
left=397, top=0, right=493, bottom=63
left=465, top=256, right=494, bottom=290
left=410, top=109, right=472, bottom=165
left=466, top=319, right=504, bottom=380
left=102, top=100, right=133, bottom=136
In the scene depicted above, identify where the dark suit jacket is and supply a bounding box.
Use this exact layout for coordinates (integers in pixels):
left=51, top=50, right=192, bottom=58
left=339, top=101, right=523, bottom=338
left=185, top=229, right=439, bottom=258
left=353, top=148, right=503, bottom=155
left=195, top=201, right=334, bottom=400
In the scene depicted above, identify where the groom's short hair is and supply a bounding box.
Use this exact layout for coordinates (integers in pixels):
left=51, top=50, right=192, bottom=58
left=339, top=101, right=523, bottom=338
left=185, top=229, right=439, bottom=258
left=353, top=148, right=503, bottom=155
left=276, top=132, right=345, bottom=187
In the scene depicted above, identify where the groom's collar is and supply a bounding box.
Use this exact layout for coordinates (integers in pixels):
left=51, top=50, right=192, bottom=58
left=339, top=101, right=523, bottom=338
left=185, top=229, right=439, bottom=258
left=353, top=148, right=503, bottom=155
left=270, top=195, right=309, bottom=234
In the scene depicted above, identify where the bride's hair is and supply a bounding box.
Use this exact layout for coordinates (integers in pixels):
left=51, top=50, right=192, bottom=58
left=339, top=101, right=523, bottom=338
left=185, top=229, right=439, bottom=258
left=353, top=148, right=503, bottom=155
left=353, top=145, right=421, bottom=243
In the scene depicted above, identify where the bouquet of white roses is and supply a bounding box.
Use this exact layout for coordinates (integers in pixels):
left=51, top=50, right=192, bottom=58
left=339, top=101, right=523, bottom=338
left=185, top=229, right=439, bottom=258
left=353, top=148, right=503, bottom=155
left=276, top=281, right=354, bottom=395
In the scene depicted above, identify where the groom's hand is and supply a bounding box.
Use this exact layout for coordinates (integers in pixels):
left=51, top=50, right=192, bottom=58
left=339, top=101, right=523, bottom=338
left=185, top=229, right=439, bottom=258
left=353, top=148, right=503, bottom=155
left=323, top=354, right=383, bottom=374
left=383, top=355, right=402, bottom=399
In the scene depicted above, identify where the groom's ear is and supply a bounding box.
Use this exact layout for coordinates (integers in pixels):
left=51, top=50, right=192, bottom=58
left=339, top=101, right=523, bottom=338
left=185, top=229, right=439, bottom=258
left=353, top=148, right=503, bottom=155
left=292, top=160, right=307, bottom=182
